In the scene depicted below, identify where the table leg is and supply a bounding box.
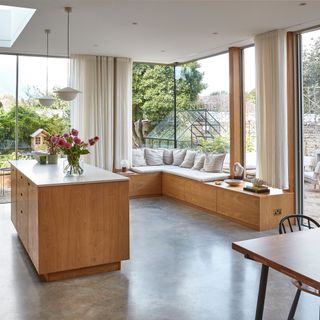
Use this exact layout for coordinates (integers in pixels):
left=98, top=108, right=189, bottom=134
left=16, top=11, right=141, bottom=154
left=255, top=264, right=269, bottom=320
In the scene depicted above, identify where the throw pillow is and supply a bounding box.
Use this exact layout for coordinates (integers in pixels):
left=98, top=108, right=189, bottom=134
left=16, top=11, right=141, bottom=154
left=201, top=153, right=226, bottom=173
left=192, top=153, right=205, bottom=170
left=172, top=149, right=187, bottom=166
left=163, top=149, right=173, bottom=165
left=180, top=150, right=197, bottom=168
left=132, top=149, right=147, bottom=167
left=145, top=148, right=164, bottom=166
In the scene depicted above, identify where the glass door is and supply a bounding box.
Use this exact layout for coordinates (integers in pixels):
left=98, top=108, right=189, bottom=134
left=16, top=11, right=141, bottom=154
left=298, top=29, right=320, bottom=222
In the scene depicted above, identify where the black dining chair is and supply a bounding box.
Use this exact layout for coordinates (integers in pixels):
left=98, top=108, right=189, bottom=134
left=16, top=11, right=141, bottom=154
left=279, top=214, right=320, bottom=320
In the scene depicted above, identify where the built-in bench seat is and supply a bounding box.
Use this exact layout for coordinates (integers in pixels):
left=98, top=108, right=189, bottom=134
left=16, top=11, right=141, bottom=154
left=132, top=165, right=229, bottom=182
left=128, top=148, right=294, bottom=231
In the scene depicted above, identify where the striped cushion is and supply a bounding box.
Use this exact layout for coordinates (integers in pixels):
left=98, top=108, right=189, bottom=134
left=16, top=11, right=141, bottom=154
left=201, top=153, right=226, bottom=173
left=132, top=149, right=147, bottom=167
left=192, top=153, right=205, bottom=170
left=172, top=149, right=187, bottom=166
left=180, top=150, right=197, bottom=168
left=163, top=149, right=173, bottom=165
left=145, top=148, right=164, bottom=166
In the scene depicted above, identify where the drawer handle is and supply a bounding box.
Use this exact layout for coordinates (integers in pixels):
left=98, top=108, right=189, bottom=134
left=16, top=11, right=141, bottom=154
left=20, top=176, right=23, bottom=179
left=20, top=210, right=23, bottom=214
left=20, top=193, right=23, bottom=197
left=28, top=182, right=30, bottom=186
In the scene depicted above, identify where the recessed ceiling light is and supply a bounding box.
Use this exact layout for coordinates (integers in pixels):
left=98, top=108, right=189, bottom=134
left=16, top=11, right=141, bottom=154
left=132, top=22, right=138, bottom=25
left=212, top=32, right=219, bottom=35
left=299, top=2, right=307, bottom=6
left=161, top=50, right=166, bottom=53
left=93, top=44, right=99, bottom=47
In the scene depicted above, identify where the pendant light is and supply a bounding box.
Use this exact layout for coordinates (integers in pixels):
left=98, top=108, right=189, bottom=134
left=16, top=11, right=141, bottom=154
left=54, top=7, right=80, bottom=101
left=38, top=29, right=55, bottom=106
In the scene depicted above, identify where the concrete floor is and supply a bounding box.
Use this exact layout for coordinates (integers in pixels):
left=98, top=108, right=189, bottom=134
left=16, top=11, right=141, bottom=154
left=0, top=197, right=318, bottom=320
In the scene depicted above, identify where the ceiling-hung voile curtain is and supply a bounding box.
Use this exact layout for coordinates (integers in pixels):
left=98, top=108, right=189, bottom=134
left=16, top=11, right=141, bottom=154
left=255, top=30, right=288, bottom=189
left=70, top=54, right=132, bottom=171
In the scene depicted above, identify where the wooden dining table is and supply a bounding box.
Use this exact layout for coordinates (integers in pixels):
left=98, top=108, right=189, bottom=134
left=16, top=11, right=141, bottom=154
left=232, top=228, right=320, bottom=320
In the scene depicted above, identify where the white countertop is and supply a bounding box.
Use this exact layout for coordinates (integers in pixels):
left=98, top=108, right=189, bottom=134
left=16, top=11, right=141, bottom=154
left=10, top=159, right=129, bottom=187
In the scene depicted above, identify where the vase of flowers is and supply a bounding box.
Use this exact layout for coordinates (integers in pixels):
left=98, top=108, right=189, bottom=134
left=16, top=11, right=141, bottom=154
left=45, top=134, right=60, bottom=164
left=58, top=128, right=99, bottom=176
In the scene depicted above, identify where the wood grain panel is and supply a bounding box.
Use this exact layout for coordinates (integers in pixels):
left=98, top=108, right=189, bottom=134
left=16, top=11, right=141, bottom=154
left=184, top=179, right=217, bottom=212
left=162, top=173, right=186, bottom=201
left=10, top=165, right=17, bottom=229
left=129, top=172, right=162, bottom=197
left=16, top=173, right=29, bottom=249
left=259, top=192, right=294, bottom=231
left=42, top=262, right=120, bottom=282
left=28, top=180, right=39, bottom=271
left=38, top=181, right=129, bottom=274
left=229, top=47, right=243, bottom=176
left=216, top=187, right=260, bottom=228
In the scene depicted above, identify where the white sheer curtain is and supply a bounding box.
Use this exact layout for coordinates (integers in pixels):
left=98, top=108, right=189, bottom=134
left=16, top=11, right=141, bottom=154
left=70, top=55, right=132, bottom=171
left=255, top=30, right=288, bottom=189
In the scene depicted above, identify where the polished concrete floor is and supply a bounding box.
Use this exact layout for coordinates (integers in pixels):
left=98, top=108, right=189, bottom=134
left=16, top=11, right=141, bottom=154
left=0, top=197, right=318, bottom=320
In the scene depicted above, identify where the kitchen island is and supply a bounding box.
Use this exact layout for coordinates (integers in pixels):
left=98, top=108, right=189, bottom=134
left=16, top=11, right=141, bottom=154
left=10, top=160, right=129, bottom=281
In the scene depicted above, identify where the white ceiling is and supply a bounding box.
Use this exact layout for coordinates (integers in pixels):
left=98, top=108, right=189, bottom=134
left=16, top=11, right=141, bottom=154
left=1, top=0, right=320, bottom=64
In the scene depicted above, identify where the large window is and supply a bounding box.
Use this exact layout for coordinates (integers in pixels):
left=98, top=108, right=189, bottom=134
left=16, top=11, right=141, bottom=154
left=17, top=56, right=69, bottom=157
left=132, top=64, right=174, bottom=148
left=132, top=53, right=230, bottom=159
left=299, top=29, right=320, bottom=222
left=242, top=46, right=256, bottom=178
left=0, top=54, right=69, bottom=203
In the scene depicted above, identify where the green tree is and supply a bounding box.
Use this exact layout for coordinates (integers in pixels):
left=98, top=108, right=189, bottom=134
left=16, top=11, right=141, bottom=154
left=132, top=62, right=207, bottom=125
left=302, top=38, right=320, bottom=114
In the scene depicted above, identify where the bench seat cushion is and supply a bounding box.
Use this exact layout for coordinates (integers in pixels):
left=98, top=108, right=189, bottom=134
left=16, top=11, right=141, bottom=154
left=131, top=165, right=176, bottom=173
left=163, top=167, right=229, bottom=182
left=132, top=165, right=229, bottom=182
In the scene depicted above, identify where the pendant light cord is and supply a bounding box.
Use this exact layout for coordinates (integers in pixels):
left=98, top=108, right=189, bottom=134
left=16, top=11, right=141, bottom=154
left=45, top=29, right=50, bottom=95
left=66, top=7, right=71, bottom=85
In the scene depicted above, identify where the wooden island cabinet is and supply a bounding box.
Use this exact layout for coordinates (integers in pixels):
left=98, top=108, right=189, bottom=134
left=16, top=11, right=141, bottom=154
left=10, top=160, right=129, bottom=281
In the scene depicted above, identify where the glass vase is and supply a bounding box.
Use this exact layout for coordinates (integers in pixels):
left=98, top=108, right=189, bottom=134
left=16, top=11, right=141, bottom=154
left=63, top=156, right=84, bottom=176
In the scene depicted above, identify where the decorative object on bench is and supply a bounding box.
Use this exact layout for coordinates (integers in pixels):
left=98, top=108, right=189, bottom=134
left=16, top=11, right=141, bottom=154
left=278, top=214, right=320, bottom=320
left=59, top=128, right=99, bottom=176
left=132, top=148, right=147, bottom=167
left=120, top=159, right=129, bottom=172
left=201, top=153, right=226, bottom=172
left=224, top=179, right=242, bottom=186
left=145, top=148, right=164, bottom=166
left=172, top=149, right=187, bottom=166
left=243, top=185, right=270, bottom=193
left=252, top=178, right=265, bottom=187
left=233, top=162, right=244, bottom=179
left=180, top=150, right=197, bottom=168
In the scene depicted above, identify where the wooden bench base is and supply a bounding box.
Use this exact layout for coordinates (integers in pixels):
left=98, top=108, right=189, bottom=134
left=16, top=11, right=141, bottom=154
left=129, top=171, right=294, bottom=231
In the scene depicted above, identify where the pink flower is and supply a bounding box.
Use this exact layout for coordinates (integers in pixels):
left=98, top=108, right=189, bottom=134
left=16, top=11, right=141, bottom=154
left=50, top=136, right=58, bottom=144
left=74, top=137, right=81, bottom=145
left=63, top=133, right=69, bottom=138
left=94, top=136, right=99, bottom=141
left=58, top=138, right=66, bottom=147
left=71, top=128, right=79, bottom=136
left=89, top=138, right=95, bottom=146
left=64, top=143, right=72, bottom=149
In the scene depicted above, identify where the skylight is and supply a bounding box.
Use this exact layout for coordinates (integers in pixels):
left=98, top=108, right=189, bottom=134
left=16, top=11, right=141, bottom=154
left=0, top=5, right=36, bottom=48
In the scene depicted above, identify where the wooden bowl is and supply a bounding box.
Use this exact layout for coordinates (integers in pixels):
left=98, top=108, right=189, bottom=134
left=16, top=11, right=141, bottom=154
left=224, top=179, right=243, bottom=186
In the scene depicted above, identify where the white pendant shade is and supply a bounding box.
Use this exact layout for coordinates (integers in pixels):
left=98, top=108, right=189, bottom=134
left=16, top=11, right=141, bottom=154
left=38, top=95, right=55, bottom=106
left=54, top=87, right=81, bottom=101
